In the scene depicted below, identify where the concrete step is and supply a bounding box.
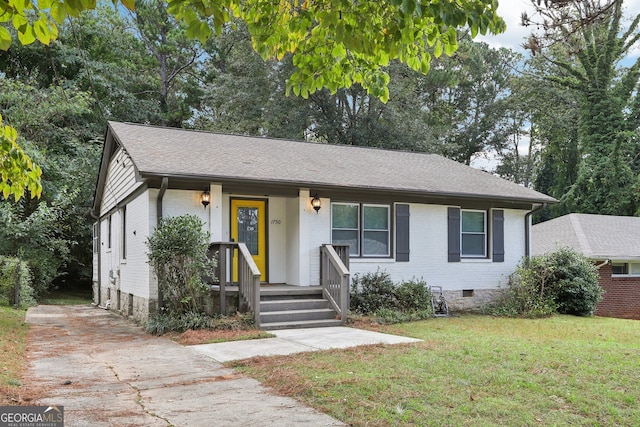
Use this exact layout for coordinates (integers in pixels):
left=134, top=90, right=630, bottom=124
left=260, top=308, right=337, bottom=324
left=261, top=318, right=344, bottom=331
left=260, top=298, right=330, bottom=312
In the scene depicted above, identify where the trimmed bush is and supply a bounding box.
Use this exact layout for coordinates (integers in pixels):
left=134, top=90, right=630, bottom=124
left=146, top=214, right=216, bottom=324
left=350, top=269, right=397, bottom=314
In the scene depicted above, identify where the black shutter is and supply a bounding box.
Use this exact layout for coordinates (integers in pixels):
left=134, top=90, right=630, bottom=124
left=492, top=209, right=505, bottom=262
left=448, top=207, right=461, bottom=262
left=396, top=204, right=410, bottom=262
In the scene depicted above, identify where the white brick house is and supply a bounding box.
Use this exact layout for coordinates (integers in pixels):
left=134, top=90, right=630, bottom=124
left=91, top=122, right=556, bottom=324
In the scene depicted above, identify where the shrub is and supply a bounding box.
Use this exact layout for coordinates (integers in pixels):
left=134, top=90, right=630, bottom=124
left=350, top=269, right=397, bottom=314
left=0, top=257, right=36, bottom=308
left=350, top=271, right=433, bottom=323
left=489, top=248, right=601, bottom=318
left=395, top=278, right=432, bottom=312
left=146, top=215, right=216, bottom=319
left=145, top=312, right=255, bottom=335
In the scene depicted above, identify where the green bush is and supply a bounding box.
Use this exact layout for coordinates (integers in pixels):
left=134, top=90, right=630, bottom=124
left=350, top=270, right=433, bottom=323
left=146, top=311, right=215, bottom=335
left=489, top=248, right=601, bottom=318
left=350, top=269, right=397, bottom=314
left=395, top=278, right=432, bottom=312
left=542, top=248, right=601, bottom=316
left=146, top=214, right=216, bottom=321
left=0, top=257, right=36, bottom=308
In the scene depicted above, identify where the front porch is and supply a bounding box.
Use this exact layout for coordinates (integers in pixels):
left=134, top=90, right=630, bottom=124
left=209, top=242, right=350, bottom=330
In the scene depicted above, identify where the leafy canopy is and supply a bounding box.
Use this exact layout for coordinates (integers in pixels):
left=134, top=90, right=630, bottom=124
left=1, top=0, right=505, bottom=101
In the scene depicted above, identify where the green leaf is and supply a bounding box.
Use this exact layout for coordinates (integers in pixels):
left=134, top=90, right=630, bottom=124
left=17, top=25, right=36, bottom=45
left=50, top=2, right=67, bottom=23
left=0, top=27, right=11, bottom=50
left=34, top=17, right=51, bottom=45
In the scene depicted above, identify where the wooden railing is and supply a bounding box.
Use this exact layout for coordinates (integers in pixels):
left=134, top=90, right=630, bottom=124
left=209, top=242, right=261, bottom=328
left=320, top=244, right=350, bottom=322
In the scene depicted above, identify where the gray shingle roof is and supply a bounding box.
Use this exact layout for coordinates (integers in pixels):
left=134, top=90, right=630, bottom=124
left=107, top=121, right=556, bottom=204
left=532, top=213, right=640, bottom=260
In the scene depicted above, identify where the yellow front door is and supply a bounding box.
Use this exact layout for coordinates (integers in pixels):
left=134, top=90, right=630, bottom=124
left=231, top=199, right=267, bottom=282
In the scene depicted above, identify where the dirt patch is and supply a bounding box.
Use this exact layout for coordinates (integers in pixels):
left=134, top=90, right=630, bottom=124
left=168, top=328, right=274, bottom=345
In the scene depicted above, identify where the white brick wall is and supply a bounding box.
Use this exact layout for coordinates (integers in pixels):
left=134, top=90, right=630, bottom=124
left=347, top=205, right=525, bottom=291
left=118, top=191, right=151, bottom=298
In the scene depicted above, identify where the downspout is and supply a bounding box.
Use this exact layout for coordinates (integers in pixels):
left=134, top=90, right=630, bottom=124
left=524, top=203, right=547, bottom=258
left=156, top=177, right=169, bottom=311
left=157, top=177, right=169, bottom=223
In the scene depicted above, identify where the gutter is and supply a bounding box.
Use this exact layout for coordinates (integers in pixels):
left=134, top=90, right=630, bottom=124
left=524, top=203, right=547, bottom=258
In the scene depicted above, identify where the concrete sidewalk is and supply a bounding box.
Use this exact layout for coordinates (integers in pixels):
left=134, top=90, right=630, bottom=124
left=24, top=305, right=420, bottom=426
left=192, top=326, right=421, bottom=362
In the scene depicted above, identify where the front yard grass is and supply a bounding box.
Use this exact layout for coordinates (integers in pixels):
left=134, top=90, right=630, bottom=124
left=231, top=315, right=640, bottom=426
left=0, top=306, right=28, bottom=405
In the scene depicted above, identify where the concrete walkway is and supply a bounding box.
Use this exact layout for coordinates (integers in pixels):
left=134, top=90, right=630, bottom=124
left=24, top=305, right=420, bottom=426
left=193, top=326, right=421, bottom=362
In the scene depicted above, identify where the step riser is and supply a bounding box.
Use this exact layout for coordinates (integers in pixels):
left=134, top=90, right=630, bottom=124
left=261, top=319, right=343, bottom=331
left=260, top=309, right=337, bottom=323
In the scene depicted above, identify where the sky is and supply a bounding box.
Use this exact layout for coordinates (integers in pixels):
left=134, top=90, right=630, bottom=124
left=477, top=0, right=640, bottom=54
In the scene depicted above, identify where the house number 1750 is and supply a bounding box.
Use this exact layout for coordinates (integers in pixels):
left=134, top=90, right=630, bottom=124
left=271, top=219, right=281, bottom=225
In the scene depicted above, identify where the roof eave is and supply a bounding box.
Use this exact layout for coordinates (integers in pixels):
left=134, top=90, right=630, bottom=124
left=137, top=171, right=558, bottom=206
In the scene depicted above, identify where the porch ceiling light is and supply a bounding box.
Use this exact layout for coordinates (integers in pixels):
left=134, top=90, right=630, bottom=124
left=311, top=193, right=321, bottom=213
left=201, top=190, right=211, bottom=208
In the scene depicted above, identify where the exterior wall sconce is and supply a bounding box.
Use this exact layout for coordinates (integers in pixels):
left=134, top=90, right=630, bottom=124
left=311, top=193, right=321, bottom=213
left=200, top=190, right=211, bottom=208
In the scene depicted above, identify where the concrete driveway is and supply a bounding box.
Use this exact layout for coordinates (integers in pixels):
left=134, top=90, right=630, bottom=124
left=23, top=305, right=419, bottom=426
left=24, top=305, right=344, bottom=426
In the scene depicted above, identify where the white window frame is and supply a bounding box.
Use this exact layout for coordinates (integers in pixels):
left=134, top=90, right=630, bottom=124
left=612, top=262, right=640, bottom=277
left=362, top=203, right=391, bottom=257
left=460, top=209, right=487, bottom=258
left=331, top=202, right=391, bottom=258
left=120, top=206, right=127, bottom=261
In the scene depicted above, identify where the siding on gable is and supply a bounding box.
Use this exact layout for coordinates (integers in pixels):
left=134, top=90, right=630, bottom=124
left=100, top=147, right=143, bottom=216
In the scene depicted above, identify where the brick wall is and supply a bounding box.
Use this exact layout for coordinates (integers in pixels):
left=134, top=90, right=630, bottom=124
left=595, top=264, right=640, bottom=320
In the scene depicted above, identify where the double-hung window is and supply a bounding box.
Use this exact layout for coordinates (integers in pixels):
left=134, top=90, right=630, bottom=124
left=448, top=207, right=503, bottom=262
left=461, top=210, right=487, bottom=257
left=332, top=203, right=390, bottom=257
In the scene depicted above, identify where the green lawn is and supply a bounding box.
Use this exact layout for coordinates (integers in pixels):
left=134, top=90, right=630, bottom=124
left=38, top=287, right=92, bottom=305
left=0, top=306, right=28, bottom=405
left=231, top=315, right=640, bottom=426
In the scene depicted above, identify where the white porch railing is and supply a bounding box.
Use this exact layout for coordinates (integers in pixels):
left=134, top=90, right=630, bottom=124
left=320, top=244, right=350, bottom=322
left=210, top=242, right=261, bottom=328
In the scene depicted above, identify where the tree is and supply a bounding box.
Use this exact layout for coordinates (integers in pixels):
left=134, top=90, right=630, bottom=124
left=1, top=0, right=506, bottom=100
left=1, top=0, right=506, bottom=200
left=131, top=0, right=203, bottom=126
left=524, top=0, right=640, bottom=215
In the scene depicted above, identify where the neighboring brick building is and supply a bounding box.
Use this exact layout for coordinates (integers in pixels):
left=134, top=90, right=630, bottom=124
left=532, top=214, right=640, bottom=320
